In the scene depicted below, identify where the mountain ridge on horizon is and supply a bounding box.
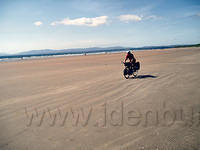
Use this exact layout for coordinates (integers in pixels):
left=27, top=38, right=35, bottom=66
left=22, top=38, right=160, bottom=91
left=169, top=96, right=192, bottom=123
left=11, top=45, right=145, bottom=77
left=1, top=43, right=199, bottom=57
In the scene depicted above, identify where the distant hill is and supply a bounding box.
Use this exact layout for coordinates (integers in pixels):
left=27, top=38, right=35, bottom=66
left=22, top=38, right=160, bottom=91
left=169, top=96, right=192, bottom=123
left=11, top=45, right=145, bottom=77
left=0, top=44, right=199, bottom=59
left=174, top=43, right=200, bottom=48
left=7, top=44, right=200, bottom=56
left=18, top=49, right=58, bottom=55
left=0, top=53, right=8, bottom=56
left=17, top=47, right=127, bottom=55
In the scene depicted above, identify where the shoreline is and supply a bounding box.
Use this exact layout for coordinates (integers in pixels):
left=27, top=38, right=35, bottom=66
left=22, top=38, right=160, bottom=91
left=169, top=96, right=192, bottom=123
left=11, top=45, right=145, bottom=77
left=0, top=47, right=198, bottom=63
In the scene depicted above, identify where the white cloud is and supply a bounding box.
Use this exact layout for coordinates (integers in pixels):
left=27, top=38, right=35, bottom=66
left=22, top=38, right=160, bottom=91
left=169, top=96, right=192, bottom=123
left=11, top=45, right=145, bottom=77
left=34, top=21, right=43, bottom=26
left=144, top=15, right=162, bottom=20
left=119, top=14, right=142, bottom=22
left=51, top=16, right=108, bottom=27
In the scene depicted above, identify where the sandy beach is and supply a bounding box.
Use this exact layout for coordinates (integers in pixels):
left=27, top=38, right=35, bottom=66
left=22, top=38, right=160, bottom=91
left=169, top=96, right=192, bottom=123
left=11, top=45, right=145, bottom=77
left=0, top=47, right=200, bottom=150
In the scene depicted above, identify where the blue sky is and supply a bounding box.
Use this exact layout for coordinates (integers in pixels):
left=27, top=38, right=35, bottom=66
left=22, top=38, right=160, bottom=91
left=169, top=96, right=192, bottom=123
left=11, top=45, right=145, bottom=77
left=0, top=0, right=200, bottom=54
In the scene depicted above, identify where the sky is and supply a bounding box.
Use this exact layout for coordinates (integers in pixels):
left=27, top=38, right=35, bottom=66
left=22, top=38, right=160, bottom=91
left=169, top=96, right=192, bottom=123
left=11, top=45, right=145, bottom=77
left=0, top=0, right=200, bottom=54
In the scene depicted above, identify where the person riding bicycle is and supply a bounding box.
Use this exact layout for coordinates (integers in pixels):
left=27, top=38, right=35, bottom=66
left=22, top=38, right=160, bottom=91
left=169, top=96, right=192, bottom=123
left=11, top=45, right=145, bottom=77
left=124, top=51, right=136, bottom=69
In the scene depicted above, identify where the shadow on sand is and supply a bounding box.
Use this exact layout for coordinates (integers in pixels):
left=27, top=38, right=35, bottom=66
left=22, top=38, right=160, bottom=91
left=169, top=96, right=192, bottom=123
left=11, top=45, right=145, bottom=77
left=130, top=75, right=157, bottom=79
